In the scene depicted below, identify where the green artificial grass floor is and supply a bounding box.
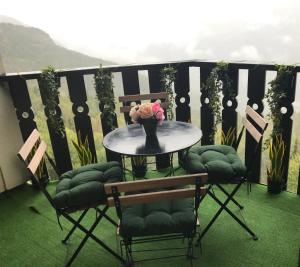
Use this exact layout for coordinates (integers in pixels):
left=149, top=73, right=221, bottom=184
left=0, top=172, right=299, bottom=267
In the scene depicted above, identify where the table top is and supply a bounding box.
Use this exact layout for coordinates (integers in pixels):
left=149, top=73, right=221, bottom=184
left=103, top=121, right=202, bottom=156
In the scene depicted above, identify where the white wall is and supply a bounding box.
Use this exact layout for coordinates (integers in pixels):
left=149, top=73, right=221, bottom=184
left=0, top=82, right=28, bottom=193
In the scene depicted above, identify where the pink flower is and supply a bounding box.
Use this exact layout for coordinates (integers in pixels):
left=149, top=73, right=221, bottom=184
left=155, top=107, right=165, bottom=125
left=151, top=101, right=160, bottom=113
left=138, top=102, right=153, bottom=119
left=129, top=105, right=140, bottom=123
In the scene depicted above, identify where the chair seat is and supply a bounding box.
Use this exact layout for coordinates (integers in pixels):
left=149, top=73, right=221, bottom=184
left=183, top=145, right=246, bottom=183
left=53, top=162, right=122, bottom=211
left=120, top=198, right=195, bottom=238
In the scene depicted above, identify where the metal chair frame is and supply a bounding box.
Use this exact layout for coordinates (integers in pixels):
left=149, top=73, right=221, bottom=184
left=196, top=105, right=268, bottom=244
left=105, top=173, right=207, bottom=267
left=18, top=129, right=125, bottom=266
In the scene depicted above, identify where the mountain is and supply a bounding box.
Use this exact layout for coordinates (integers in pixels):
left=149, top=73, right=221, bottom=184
left=0, top=15, right=24, bottom=26
left=0, top=23, right=114, bottom=73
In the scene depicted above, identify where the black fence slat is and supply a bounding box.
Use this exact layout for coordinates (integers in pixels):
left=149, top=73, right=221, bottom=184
left=278, top=70, right=297, bottom=190
left=38, top=78, right=72, bottom=175
left=200, top=67, right=215, bottom=145
left=245, top=67, right=266, bottom=183
left=148, top=67, right=171, bottom=170
left=94, top=71, right=121, bottom=163
left=8, top=77, right=37, bottom=140
left=121, top=69, right=140, bottom=124
left=222, top=65, right=239, bottom=140
left=174, top=65, right=191, bottom=165
left=66, top=73, right=97, bottom=162
left=175, top=65, right=191, bottom=122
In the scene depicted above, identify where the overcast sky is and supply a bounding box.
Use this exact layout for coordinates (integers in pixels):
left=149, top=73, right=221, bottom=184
left=1, top=0, right=300, bottom=64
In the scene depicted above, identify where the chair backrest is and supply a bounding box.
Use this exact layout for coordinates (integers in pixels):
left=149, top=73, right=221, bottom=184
left=104, top=173, right=207, bottom=220
left=18, top=129, right=56, bottom=207
left=235, top=105, right=268, bottom=173
left=118, top=92, right=169, bottom=114
left=235, top=105, right=268, bottom=149
left=243, top=105, right=268, bottom=143
left=18, top=129, right=47, bottom=181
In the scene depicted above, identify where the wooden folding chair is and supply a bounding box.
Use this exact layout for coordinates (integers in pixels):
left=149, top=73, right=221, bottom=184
left=104, top=173, right=207, bottom=266
left=183, top=105, right=268, bottom=243
left=18, top=129, right=125, bottom=266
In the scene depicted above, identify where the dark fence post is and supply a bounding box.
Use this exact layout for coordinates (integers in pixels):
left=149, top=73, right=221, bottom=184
left=148, top=66, right=171, bottom=170
left=222, top=65, right=239, bottom=140
left=38, top=77, right=72, bottom=175
left=277, top=69, right=297, bottom=190
left=175, top=64, right=191, bottom=164
left=95, top=70, right=121, bottom=163
left=246, top=66, right=266, bottom=183
left=121, top=69, right=141, bottom=123
left=8, top=77, right=37, bottom=139
left=200, top=67, right=215, bottom=145
left=66, top=73, right=97, bottom=162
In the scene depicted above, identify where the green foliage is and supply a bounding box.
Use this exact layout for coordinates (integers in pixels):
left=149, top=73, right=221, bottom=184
left=94, top=65, right=116, bottom=130
left=266, top=65, right=294, bottom=137
left=267, top=134, right=286, bottom=182
left=221, top=127, right=236, bottom=147
left=72, top=131, right=95, bottom=166
left=203, top=61, right=234, bottom=141
left=40, top=66, right=65, bottom=137
left=131, top=156, right=147, bottom=167
left=161, top=65, right=177, bottom=120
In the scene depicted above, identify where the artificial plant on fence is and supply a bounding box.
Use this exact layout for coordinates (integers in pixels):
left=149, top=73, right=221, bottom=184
left=265, top=64, right=294, bottom=187
left=266, top=64, right=294, bottom=139
left=161, top=65, right=177, bottom=120
left=39, top=66, right=65, bottom=137
left=202, top=61, right=234, bottom=141
left=94, top=65, right=116, bottom=131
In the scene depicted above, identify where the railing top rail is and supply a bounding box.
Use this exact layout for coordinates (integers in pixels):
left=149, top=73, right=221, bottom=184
left=1, top=60, right=300, bottom=81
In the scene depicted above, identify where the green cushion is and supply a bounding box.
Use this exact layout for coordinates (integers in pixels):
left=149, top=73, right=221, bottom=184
left=53, top=162, right=122, bottom=211
left=183, top=145, right=246, bottom=183
left=120, top=198, right=195, bottom=238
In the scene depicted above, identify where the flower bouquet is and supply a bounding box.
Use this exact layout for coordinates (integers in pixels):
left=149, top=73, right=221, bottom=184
left=129, top=101, right=165, bottom=137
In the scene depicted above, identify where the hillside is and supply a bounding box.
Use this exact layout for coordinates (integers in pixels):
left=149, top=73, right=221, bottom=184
left=0, top=23, right=113, bottom=73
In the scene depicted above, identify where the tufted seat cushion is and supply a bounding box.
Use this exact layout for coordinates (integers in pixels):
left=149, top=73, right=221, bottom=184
left=183, top=145, right=246, bottom=183
left=120, top=197, right=195, bottom=237
left=53, top=162, right=122, bottom=211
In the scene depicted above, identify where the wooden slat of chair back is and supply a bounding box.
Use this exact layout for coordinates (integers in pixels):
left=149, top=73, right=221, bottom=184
left=27, top=141, right=47, bottom=176
left=242, top=105, right=268, bottom=143
left=17, top=129, right=40, bottom=161
left=107, top=187, right=206, bottom=207
left=18, top=129, right=47, bottom=178
left=242, top=117, right=262, bottom=143
left=104, top=173, right=208, bottom=195
left=245, top=105, right=268, bottom=130
left=119, top=92, right=169, bottom=113
left=119, top=92, right=167, bottom=103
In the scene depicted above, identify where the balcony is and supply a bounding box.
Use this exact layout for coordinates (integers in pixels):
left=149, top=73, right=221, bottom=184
left=0, top=60, right=299, bottom=266
left=1, top=178, right=299, bottom=266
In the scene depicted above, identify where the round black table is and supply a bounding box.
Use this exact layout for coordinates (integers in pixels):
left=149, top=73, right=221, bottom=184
left=103, top=121, right=202, bottom=157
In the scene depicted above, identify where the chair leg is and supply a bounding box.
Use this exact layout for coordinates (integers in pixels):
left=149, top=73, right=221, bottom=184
left=62, top=208, right=89, bottom=244
left=63, top=206, right=125, bottom=266
left=197, top=181, right=257, bottom=243
left=208, top=191, right=258, bottom=240
left=216, top=184, right=244, bottom=210
left=96, top=207, right=118, bottom=226
left=124, top=238, right=133, bottom=267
